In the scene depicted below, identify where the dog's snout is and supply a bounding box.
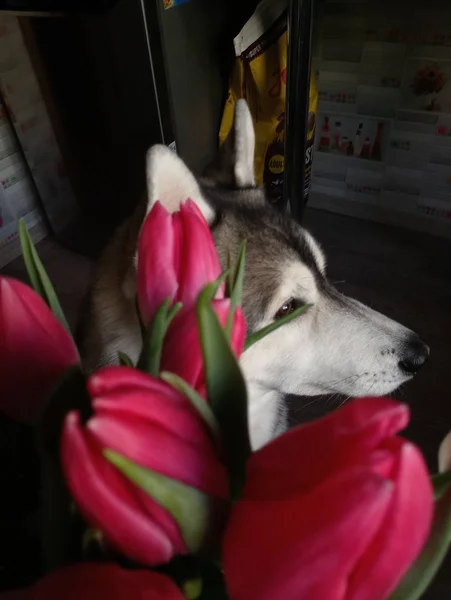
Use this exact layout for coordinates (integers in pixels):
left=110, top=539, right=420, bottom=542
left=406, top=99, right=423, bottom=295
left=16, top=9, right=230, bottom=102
left=399, top=335, right=430, bottom=375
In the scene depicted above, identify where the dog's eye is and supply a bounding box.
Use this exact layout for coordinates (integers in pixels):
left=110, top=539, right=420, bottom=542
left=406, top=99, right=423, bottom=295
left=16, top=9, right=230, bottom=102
left=274, top=298, right=303, bottom=320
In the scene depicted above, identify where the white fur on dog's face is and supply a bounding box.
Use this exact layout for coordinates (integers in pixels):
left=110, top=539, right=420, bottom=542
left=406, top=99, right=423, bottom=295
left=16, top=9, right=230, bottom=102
left=240, top=246, right=422, bottom=401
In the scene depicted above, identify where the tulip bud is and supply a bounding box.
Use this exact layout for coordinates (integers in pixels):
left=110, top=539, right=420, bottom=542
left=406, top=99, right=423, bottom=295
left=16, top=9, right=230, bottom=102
left=0, top=277, right=79, bottom=423
left=137, top=200, right=223, bottom=326
left=61, top=367, right=228, bottom=566
left=223, top=397, right=433, bottom=600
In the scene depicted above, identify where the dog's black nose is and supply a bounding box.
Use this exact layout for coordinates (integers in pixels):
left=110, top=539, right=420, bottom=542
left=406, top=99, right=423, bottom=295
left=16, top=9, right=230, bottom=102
left=399, top=336, right=430, bottom=375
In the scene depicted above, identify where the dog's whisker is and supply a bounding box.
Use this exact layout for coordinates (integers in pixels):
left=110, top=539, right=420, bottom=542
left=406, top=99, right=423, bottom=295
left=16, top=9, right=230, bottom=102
left=364, top=380, right=378, bottom=398
left=326, top=393, right=341, bottom=407
left=336, top=394, right=352, bottom=410
left=395, top=384, right=408, bottom=400
left=321, top=373, right=363, bottom=388
left=296, top=396, right=325, bottom=411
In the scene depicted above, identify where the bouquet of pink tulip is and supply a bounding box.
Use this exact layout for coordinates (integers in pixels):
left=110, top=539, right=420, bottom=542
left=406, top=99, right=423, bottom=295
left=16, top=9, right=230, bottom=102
left=2, top=201, right=451, bottom=600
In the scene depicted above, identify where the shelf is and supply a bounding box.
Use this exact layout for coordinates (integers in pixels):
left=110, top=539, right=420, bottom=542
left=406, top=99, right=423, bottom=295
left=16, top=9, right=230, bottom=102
left=309, top=190, right=451, bottom=240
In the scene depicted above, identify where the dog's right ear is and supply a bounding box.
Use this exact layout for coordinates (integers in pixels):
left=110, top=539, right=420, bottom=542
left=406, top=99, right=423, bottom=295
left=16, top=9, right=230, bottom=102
left=204, top=99, right=256, bottom=188
left=145, top=144, right=214, bottom=223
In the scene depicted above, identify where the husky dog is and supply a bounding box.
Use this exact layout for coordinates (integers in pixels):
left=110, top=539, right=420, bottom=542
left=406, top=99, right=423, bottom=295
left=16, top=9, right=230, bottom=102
left=80, top=100, right=429, bottom=450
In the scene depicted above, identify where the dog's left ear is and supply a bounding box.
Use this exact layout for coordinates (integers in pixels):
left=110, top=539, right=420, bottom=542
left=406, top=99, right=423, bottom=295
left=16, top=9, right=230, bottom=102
left=204, top=99, right=256, bottom=188
left=123, top=145, right=216, bottom=300
left=145, top=144, right=215, bottom=223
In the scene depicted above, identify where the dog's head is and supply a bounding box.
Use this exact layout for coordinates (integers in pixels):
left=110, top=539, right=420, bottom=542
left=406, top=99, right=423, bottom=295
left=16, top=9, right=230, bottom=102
left=143, top=100, right=429, bottom=402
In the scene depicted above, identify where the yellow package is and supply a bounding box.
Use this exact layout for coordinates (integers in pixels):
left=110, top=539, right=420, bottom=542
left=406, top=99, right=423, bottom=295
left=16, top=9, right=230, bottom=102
left=219, top=0, right=318, bottom=206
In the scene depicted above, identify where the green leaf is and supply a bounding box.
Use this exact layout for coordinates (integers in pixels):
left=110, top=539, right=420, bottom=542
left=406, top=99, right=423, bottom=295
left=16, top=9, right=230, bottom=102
left=161, top=372, right=220, bottom=440
left=196, top=285, right=250, bottom=502
left=245, top=304, right=311, bottom=350
left=203, top=272, right=230, bottom=304
left=19, top=218, right=44, bottom=296
left=82, top=528, right=104, bottom=556
left=225, top=250, right=234, bottom=298
left=183, top=578, right=203, bottom=600
left=118, top=352, right=134, bottom=367
left=156, top=557, right=229, bottom=600
left=231, top=242, right=246, bottom=303
left=104, top=450, right=211, bottom=553
left=432, top=471, right=451, bottom=500
left=225, top=241, right=246, bottom=340
left=167, top=301, right=183, bottom=323
left=155, top=556, right=201, bottom=592
left=18, top=218, right=71, bottom=333
left=137, top=299, right=182, bottom=376
left=389, top=484, right=451, bottom=600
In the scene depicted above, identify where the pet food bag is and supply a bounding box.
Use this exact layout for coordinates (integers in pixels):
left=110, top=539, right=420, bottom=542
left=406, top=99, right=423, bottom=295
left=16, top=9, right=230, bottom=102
left=219, top=0, right=318, bottom=207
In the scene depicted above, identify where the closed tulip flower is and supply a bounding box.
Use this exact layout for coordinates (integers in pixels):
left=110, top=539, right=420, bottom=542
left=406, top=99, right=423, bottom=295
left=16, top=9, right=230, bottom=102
left=0, top=276, right=79, bottom=423
left=223, top=397, right=433, bottom=600
left=0, top=563, right=184, bottom=600
left=137, top=200, right=223, bottom=326
left=61, top=367, right=228, bottom=567
left=161, top=299, right=246, bottom=397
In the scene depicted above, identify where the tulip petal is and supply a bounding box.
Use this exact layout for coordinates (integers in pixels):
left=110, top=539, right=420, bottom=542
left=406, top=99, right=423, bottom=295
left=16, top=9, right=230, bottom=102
left=160, top=309, right=204, bottom=391
left=90, top=369, right=213, bottom=450
left=0, top=277, right=78, bottom=422
left=88, top=412, right=227, bottom=497
left=88, top=366, right=166, bottom=397
left=388, top=481, right=451, bottom=600
left=137, top=202, right=178, bottom=325
left=137, top=200, right=224, bottom=326
left=61, top=411, right=186, bottom=565
left=223, top=467, right=393, bottom=600
left=161, top=300, right=246, bottom=396
left=226, top=304, right=246, bottom=358
left=105, top=449, right=226, bottom=554
left=176, top=201, right=223, bottom=308
left=347, top=439, right=433, bottom=600
left=93, top=394, right=213, bottom=453
left=184, top=199, right=221, bottom=283
left=0, top=563, right=184, bottom=599
left=244, top=397, right=409, bottom=499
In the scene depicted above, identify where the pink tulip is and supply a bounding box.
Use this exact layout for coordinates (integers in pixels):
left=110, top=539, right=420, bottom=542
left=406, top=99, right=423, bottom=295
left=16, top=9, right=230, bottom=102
left=161, top=299, right=246, bottom=396
left=0, top=276, right=79, bottom=423
left=223, top=397, right=433, bottom=600
left=0, top=563, right=184, bottom=599
left=61, top=367, right=228, bottom=566
left=137, top=200, right=223, bottom=325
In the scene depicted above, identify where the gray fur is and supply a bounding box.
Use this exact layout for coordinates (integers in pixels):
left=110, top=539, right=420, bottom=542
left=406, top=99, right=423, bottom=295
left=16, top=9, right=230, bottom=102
left=201, top=181, right=322, bottom=332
